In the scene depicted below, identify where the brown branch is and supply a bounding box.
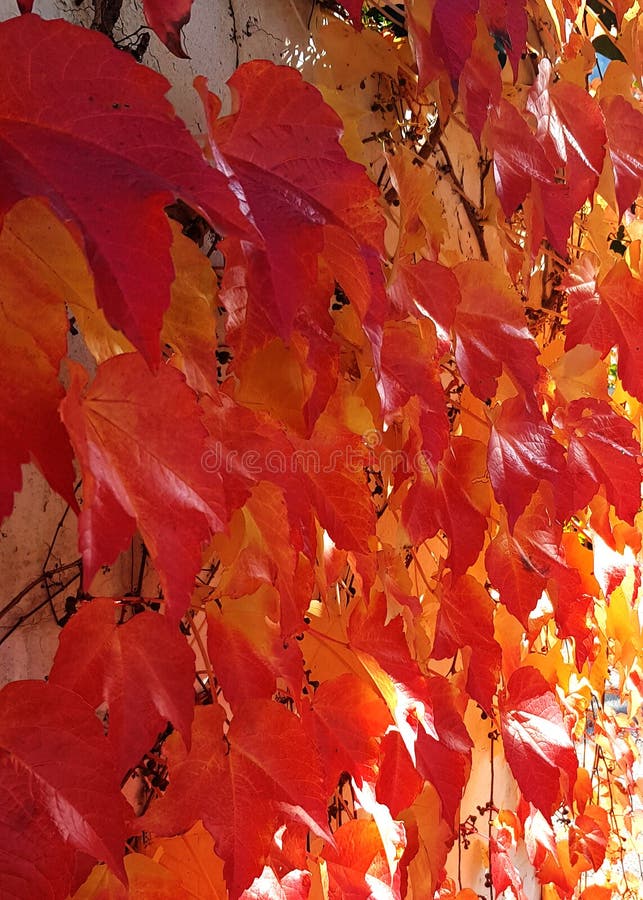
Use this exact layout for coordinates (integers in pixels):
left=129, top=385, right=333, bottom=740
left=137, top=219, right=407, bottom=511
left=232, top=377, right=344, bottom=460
left=438, top=139, right=489, bottom=261
left=0, top=572, right=81, bottom=647
left=0, top=560, right=82, bottom=623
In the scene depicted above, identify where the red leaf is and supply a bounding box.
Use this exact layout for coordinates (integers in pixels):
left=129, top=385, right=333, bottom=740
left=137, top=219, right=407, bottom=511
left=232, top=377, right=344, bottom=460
left=500, top=667, right=578, bottom=817
left=415, top=677, right=472, bottom=827
left=0, top=15, right=247, bottom=363
left=527, top=64, right=605, bottom=254
left=601, top=95, right=643, bottom=217
left=290, top=422, right=376, bottom=554
left=487, top=396, right=568, bottom=527
left=407, top=0, right=479, bottom=87
left=486, top=485, right=564, bottom=626
left=0, top=681, right=128, bottom=894
left=379, top=320, right=449, bottom=472
left=565, top=256, right=643, bottom=402
left=49, top=598, right=195, bottom=774
left=307, top=673, right=392, bottom=796
left=60, top=355, right=233, bottom=621
left=197, top=61, right=385, bottom=342
left=142, top=702, right=330, bottom=899
left=322, top=819, right=399, bottom=900
left=206, top=607, right=284, bottom=709
left=143, top=0, right=194, bottom=58
left=487, top=98, right=554, bottom=218
left=480, top=0, right=528, bottom=77
left=0, top=201, right=76, bottom=520
left=376, top=731, right=423, bottom=818
left=338, top=2, right=363, bottom=29
left=453, top=261, right=541, bottom=405
left=569, top=805, right=610, bottom=870
left=488, top=62, right=605, bottom=254
left=433, top=574, right=501, bottom=713
left=490, top=828, right=527, bottom=900
left=403, top=435, right=491, bottom=575
left=556, top=398, right=641, bottom=523
left=388, top=257, right=460, bottom=339
left=350, top=594, right=440, bottom=755
left=460, top=17, right=502, bottom=145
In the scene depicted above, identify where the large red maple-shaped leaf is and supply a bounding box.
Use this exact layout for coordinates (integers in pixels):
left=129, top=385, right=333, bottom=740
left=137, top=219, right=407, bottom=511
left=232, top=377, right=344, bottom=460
left=306, top=673, right=392, bottom=796
left=49, top=598, right=195, bottom=775
left=379, top=320, right=450, bottom=473
left=565, top=256, right=643, bottom=402
left=487, top=396, right=569, bottom=527
left=0, top=680, right=129, bottom=897
left=414, top=676, right=473, bottom=827
left=453, top=261, right=541, bottom=405
left=554, top=398, right=641, bottom=524
left=500, top=667, right=578, bottom=818
left=406, top=0, right=479, bottom=87
left=432, top=574, right=501, bottom=713
left=0, top=14, right=247, bottom=364
left=196, top=61, right=385, bottom=344
left=486, top=484, right=564, bottom=626
left=142, top=702, right=330, bottom=899
left=488, top=61, right=605, bottom=254
left=601, top=95, right=643, bottom=217
left=60, top=354, right=236, bottom=620
left=402, top=435, right=491, bottom=575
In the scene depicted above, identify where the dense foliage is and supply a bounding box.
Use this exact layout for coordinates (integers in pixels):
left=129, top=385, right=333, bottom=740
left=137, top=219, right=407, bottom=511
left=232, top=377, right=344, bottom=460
left=0, top=1, right=642, bottom=898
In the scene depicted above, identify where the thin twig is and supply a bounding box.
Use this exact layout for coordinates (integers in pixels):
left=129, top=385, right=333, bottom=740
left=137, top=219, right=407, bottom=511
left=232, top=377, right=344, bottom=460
left=0, top=560, right=82, bottom=623
left=0, top=573, right=81, bottom=647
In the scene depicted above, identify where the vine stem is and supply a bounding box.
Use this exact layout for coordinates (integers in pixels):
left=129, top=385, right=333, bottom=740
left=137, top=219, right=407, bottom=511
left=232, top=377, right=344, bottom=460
left=187, top=610, right=216, bottom=697
left=0, top=560, right=82, bottom=623
left=488, top=730, right=496, bottom=900
left=0, top=572, right=80, bottom=647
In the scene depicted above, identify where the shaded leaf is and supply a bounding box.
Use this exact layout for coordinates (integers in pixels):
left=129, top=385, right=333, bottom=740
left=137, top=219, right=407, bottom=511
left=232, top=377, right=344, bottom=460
left=375, top=731, right=423, bottom=818
left=0, top=199, right=76, bottom=520
left=601, top=95, right=643, bottom=217
left=402, top=435, right=491, bottom=575
left=454, top=261, right=541, bottom=405
left=414, top=677, right=472, bottom=827
left=486, top=485, right=563, bottom=626
left=0, top=15, right=247, bottom=363
left=143, top=0, right=194, bottom=58
left=322, top=818, right=400, bottom=900
left=49, top=598, right=195, bottom=774
left=0, top=681, right=128, bottom=894
left=307, top=673, right=392, bottom=795
left=555, top=398, right=641, bottom=523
